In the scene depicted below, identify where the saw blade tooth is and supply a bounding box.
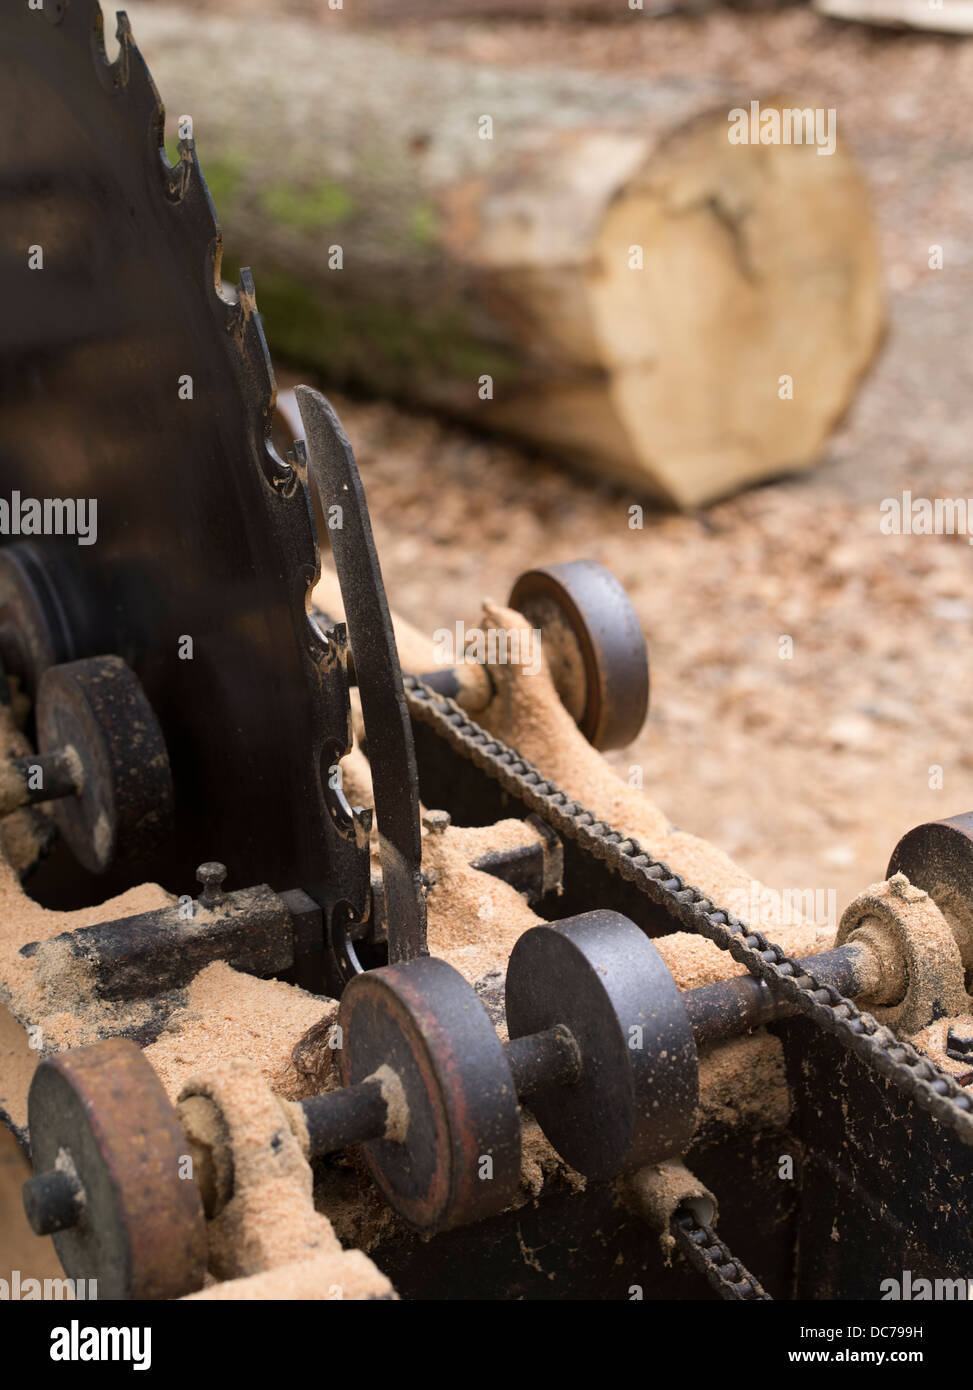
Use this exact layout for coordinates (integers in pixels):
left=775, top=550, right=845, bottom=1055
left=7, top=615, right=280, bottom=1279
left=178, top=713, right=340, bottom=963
left=84, top=12, right=168, bottom=184
left=161, top=135, right=194, bottom=203
left=108, top=12, right=134, bottom=86
left=226, top=266, right=279, bottom=441
left=106, top=6, right=282, bottom=475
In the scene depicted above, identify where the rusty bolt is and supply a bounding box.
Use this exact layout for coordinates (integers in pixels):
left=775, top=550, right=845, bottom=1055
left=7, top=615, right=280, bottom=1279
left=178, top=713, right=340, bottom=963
left=422, top=810, right=451, bottom=836
left=196, top=861, right=227, bottom=909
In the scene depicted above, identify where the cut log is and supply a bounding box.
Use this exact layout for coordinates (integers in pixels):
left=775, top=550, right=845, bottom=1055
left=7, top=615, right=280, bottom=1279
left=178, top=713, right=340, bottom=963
left=350, top=0, right=796, bottom=18
left=132, top=7, right=884, bottom=507
left=815, top=0, right=973, bottom=33
left=350, top=0, right=692, bottom=18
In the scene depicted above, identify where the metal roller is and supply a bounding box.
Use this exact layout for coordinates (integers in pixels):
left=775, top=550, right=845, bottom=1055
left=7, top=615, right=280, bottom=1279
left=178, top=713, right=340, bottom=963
left=508, top=560, right=649, bottom=750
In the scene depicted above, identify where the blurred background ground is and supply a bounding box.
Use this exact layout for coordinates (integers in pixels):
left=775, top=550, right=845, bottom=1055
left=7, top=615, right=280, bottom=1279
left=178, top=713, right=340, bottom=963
left=140, top=1, right=973, bottom=914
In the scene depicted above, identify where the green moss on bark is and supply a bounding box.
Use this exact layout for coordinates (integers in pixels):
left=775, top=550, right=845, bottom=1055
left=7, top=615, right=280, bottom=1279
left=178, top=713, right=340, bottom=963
left=222, top=257, right=521, bottom=396
left=257, top=182, right=356, bottom=231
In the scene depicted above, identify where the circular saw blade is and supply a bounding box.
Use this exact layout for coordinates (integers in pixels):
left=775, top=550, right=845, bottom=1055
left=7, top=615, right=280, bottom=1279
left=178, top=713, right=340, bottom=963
left=0, top=1, right=369, bottom=918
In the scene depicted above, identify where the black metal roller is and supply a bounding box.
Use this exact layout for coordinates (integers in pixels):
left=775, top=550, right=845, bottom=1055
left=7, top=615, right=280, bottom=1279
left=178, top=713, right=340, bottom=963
left=508, top=560, right=649, bottom=750
left=888, top=814, right=973, bottom=974
left=338, top=955, right=522, bottom=1232
left=0, top=545, right=75, bottom=700
left=35, top=655, right=173, bottom=873
left=505, top=910, right=698, bottom=1180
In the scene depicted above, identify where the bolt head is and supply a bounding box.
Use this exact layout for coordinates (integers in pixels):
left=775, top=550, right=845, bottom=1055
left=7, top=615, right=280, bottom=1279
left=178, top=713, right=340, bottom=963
left=422, top=810, right=451, bottom=835
left=196, top=861, right=227, bottom=887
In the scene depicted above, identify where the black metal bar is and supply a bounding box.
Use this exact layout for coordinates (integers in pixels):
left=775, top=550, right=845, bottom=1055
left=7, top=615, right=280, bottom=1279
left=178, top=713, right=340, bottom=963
left=471, top=820, right=563, bottom=905
left=504, top=1025, right=582, bottom=1098
left=22, top=1169, right=83, bottom=1236
left=301, top=1079, right=388, bottom=1157
left=415, top=668, right=464, bottom=700
left=683, top=943, right=875, bottom=1050
left=6, top=748, right=79, bottom=806
left=19, top=883, right=301, bottom=1000
left=297, top=387, right=427, bottom=965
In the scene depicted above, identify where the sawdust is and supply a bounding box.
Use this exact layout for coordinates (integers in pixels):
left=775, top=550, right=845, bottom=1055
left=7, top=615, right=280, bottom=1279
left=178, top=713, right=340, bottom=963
left=471, top=602, right=833, bottom=984
left=144, top=963, right=337, bottom=1104
left=519, top=1113, right=586, bottom=1199
left=0, top=805, right=51, bottom=877
left=0, top=757, right=27, bottom=814
left=312, top=1151, right=400, bottom=1252
left=478, top=603, right=673, bottom=848
left=446, top=817, right=543, bottom=860
left=322, top=577, right=837, bottom=992
left=423, top=822, right=541, bottom=985
left=337, top=740, right=374, bottom=810
left=696, top=1031, right=791, bottom=1141
left=289, top=1012, right=342, bottom=1094
left=0, top=1002, right=35, bottom=1135
left=837, top=874, right=971, bottom=1035
left=182, top=1248, right=394, bottom=1300
left=0, top=683, right=338, bottom=1139
left=0, top=682, right=53, bottom=875
left=655, top=932, right=735, bottom=994
left=178, top=1057, right=343, bottom=1281
left=0, top=867, right=172, bottom=1048
left=0, top=694, right=175, bottom=1046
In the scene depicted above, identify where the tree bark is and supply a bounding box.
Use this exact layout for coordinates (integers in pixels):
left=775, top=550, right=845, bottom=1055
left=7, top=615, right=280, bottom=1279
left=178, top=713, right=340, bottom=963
left=133, top=7, right=884, bottom=507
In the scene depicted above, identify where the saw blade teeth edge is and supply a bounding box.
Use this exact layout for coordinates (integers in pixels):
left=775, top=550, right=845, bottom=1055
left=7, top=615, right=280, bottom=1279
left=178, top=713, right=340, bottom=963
left=69, top=1, right=282, bottom=470
left=10, top=0, right=375, bottom=914
left=69, top=2, right=361, bottom=862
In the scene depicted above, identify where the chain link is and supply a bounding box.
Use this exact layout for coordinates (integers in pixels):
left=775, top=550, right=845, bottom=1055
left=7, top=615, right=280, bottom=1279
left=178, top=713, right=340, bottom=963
left=670, top=1208, right=772, bottom=1300
left=404, top=675, right=973, bottom=1146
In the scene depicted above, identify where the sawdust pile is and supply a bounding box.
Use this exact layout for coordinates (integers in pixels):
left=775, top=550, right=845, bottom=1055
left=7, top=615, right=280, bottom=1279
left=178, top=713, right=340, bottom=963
left=145, top=966, right=337, bottom=1104
left=696, top=1032, right=791, bottom=1142
left=423, top=820, right=542, bottom=987
left=183, top=1249, right=393, bottom=1300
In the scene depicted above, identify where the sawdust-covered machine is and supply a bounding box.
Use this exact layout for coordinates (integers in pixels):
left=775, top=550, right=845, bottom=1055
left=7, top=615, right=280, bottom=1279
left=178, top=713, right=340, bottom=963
left=1, top=1, right=972, bottom=1304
